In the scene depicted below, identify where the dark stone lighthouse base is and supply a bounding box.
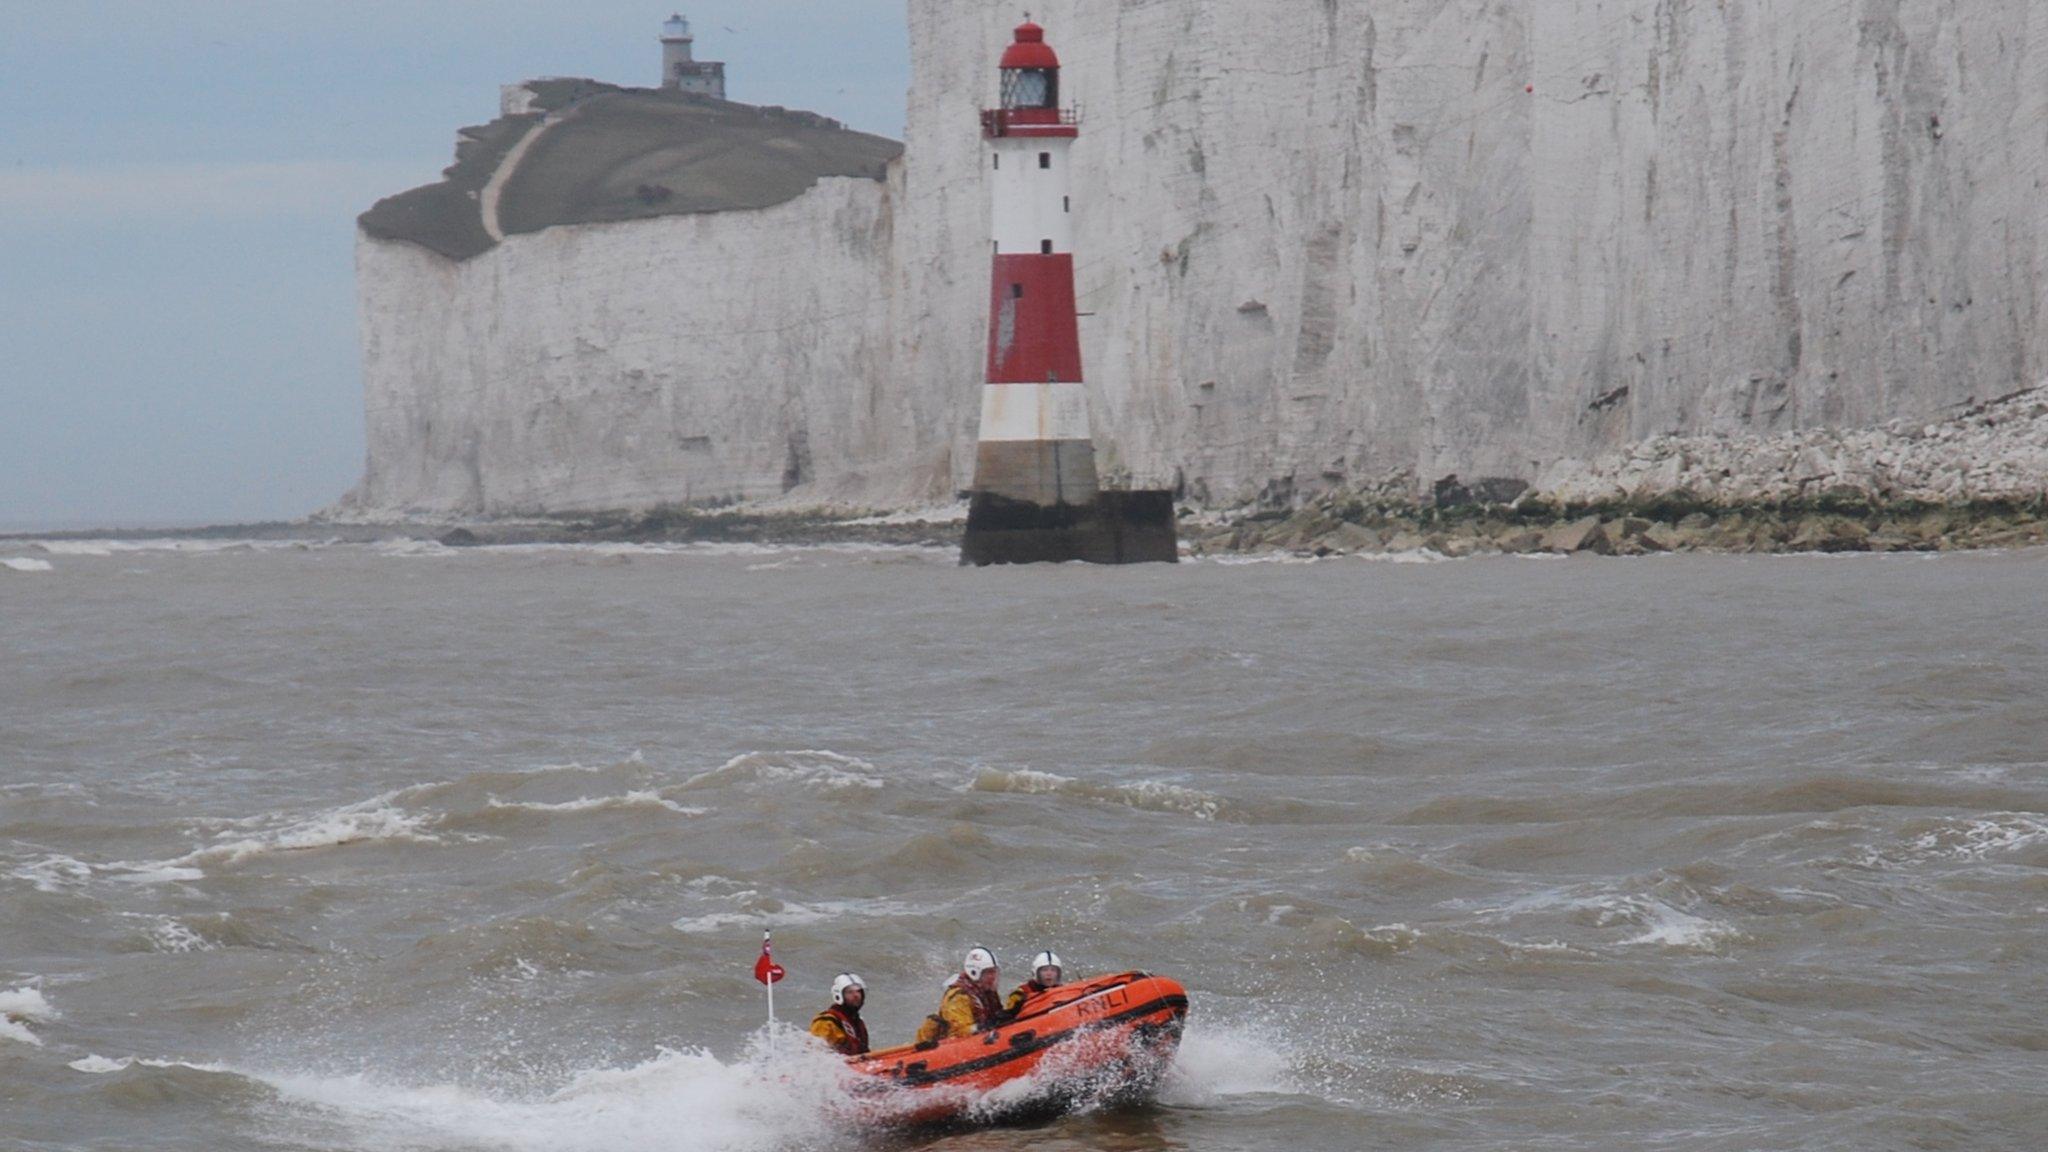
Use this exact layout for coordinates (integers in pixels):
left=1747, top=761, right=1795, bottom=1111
left=960, top=490, right=1179, bottom=566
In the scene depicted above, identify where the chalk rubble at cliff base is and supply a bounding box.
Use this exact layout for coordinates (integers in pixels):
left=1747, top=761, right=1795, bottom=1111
left=1187, top=386, right=2048, bottom=558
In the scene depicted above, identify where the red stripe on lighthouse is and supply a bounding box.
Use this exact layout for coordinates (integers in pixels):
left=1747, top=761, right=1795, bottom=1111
left=986, top=255, right=1083, bottom=384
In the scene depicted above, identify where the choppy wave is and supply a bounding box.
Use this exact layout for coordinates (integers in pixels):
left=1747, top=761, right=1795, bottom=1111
left=971, top=768, right=1228, bottom=821
left=369, top=539, right=459, bottom=558
left=8, top=853, right=96, bottom=893
left=487, top=791, right=705, bottom=817
left=175, top=790, right=444, bottom=870
left=1843, top=812, right=2048, bottom=869
left=1610, top=897, right=1745, bottom=949
left=671, top=890, right=916, bottom=936
left=1, top=984, right=58, bottom=1047
left=69, top=1055, right=230, bottom=1075
left=8, top=790, right=446, bottom=893
left=28, top=539, right=309, bottom=556
left=135, top=915, right=216, bottom=954
left=1470, top=884, right=1746, bottom=952
left=2, top=556, right=54, bottom=572
left=682, top=751, right=884, bottom=793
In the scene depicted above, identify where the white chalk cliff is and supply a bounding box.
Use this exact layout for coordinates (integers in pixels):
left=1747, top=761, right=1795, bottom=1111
left=347, top=2, right=2048, bottom=516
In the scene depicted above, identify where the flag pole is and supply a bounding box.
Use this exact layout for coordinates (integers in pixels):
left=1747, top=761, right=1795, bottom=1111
left=754, top=928, right=784, bottom=1029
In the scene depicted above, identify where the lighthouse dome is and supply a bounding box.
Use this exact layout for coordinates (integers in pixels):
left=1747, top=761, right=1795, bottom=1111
left=1000, top=21, right=1060, bottom=69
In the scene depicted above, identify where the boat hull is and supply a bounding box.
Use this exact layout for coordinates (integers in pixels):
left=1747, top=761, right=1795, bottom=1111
left=844, top=971, right=1188, bottom=1128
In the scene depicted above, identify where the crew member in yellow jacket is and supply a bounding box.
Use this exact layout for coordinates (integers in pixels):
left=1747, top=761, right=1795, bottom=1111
left=914, top=946, right=1005, bottom=1045
left=809, top=973, right=870, bottom=1056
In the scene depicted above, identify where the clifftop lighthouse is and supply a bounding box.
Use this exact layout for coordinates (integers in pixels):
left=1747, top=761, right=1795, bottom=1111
left=659, top=14, right=726, bottom=98
left=960, top=20, right=1176, bottom=566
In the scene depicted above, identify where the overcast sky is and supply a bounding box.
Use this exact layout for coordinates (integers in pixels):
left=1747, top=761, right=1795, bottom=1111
left=0, top=1, right=909, bottom=531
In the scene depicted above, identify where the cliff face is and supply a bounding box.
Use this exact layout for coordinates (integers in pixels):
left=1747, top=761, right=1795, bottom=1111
left=349, top=3, right=2047, bottom=516
left=906, top=0, right=2047, bottom=503
left=354, top=171, right=943, bottom=514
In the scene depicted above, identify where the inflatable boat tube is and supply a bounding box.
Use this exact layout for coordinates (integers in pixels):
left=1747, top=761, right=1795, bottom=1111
left=844, top=971, right=1189, bottom=1128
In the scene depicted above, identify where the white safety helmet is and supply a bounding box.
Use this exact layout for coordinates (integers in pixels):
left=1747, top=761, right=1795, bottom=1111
left=1030, top=951, right=1064, bottom=979
left=963, top=946, right=998, bottom=980
left=831, top=973, right=865, bottom=1006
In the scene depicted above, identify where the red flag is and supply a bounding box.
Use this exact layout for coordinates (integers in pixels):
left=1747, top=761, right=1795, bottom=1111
left=753, top=932, right=785, bottom=985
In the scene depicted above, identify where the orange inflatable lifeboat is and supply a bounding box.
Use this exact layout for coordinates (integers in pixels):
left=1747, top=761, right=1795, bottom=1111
left=844, top=971, right=1189, bottom=1128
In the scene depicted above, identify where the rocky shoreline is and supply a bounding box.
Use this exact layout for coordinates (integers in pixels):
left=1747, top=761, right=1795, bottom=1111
left=17, top=387, right=2046, bottom=560
left=12, top=498, right=2045, bottom=559
left=1180, top=495, right=2048, bottom=558
left=1188, top=384, right=2048, bottom=558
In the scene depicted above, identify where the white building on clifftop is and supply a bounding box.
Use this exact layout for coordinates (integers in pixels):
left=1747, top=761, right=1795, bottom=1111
left=659, top=14, right=725, bottom=98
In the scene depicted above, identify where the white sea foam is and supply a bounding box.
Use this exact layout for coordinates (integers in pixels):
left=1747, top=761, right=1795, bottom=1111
left=18, top=791, right=448, bottom=891
left=2, top=557, right=54, bottom=572
left=370, top=539, right=458, bottom=557
left=1906, top=812, right=2048, bottom=861
left=971, top=768, right=1228, bottom=821
left=1369, top=549, right=1452, bottom=564
left=1616, top=899, right=1743, bottom=950
left=684, top=750, right=884, bottom=793
left=488, top=791, right=705, bottom=816
left=9, top=854, right=96, bottom=893
left=0, top=985, right=58, bottom=1047
left=1471, top=886, right=1743, bottom=951
left=1848, top=812, right=2048, bottom=869
left=66, top=1055, right=231, bottom=1074
left=25, top=539, right=295, bottom=556
left=671, top=895, right=915, bottom=936
left=252, top=1028, right=858, bottom=1152
left=131, top=915, right=215, bottom=953
left=106, top=861, right=208, bottom=885
left=179, top=790, right=442, bottom=868
left=1207, top=552, right=1330, bottom=566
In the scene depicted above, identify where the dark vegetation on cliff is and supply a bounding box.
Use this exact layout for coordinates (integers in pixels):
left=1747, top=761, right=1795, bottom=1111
left=359, top=82, right=902, bottom=261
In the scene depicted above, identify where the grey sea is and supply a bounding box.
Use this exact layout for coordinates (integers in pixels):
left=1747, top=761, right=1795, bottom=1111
left=3, top=540, right=2044, bottom=1151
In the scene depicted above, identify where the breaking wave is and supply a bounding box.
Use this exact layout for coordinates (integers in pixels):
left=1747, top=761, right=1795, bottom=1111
left=178, top=790, right=443, bottom=868
left=2, top=557, right=54, bottom=572
left=7, top=790, right=446, bottom=892
left=1839, top=812, right=2048, bottom=869
left=69, top=1055, right=230, bottom=1075
left=8, top=854, right=97, bottom=894
left=130, top=915, right=216, bottom=954
left=1, top=984, right=58, bottom=1047
left=1469, top=884, right=1746, bottom=952
left=671, top=883, right=917, bottom=935
left=487, top=791, right=705, bottom=817
left=970, top=768, right=1228, bottom=821
left=27, top=539, right=308, bottom=556
left=682, top=751, right=885, bottom=793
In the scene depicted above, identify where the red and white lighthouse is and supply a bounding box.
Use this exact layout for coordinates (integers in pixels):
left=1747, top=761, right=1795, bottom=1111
left=961, top=19, right=1177, bottom=566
